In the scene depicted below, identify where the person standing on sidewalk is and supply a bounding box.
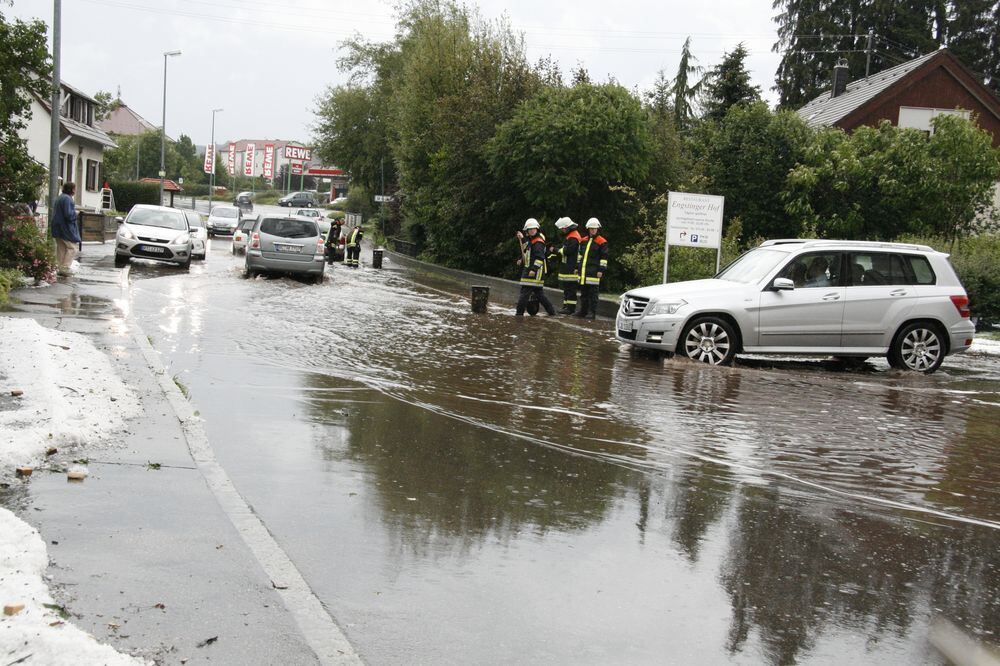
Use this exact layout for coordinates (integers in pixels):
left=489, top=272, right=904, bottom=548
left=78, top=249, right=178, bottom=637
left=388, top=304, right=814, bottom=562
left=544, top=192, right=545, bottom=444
left=574, top=218, right=608, bottom=319
left=515, top=219, right=556, bottom=317
left=345, top=222, right=363, bottom=268
left=51, top=182, right=81, bottom=277
left=554, top=216, right=582, bottom=314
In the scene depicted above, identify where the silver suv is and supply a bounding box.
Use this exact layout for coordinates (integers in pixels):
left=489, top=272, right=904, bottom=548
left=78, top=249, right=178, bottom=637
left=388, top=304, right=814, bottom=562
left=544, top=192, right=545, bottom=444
left=616, top=240, right=975, bottom=373
left=244, top=215, right=326, bottom=283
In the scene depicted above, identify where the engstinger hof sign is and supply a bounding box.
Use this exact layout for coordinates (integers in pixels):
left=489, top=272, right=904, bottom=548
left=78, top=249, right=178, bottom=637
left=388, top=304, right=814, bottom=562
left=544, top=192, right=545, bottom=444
left=243, top=143, right=256, bottom=177
left=283, top=145, right=312, bottom=162
left=203, top=145, right=215, bottom=175
left=263, top=144, right=275, bottom=179
left=227, top=143, right=236, bottom=175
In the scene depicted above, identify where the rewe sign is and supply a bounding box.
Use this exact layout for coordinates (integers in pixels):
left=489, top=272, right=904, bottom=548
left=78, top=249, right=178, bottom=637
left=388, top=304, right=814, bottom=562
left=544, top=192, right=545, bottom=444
left=283, top=145, right=312, bottom=161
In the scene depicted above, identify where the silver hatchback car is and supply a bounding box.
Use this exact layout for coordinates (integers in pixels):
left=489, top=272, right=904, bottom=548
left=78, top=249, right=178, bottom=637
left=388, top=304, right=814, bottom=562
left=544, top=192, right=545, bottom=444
left=115, top=205, right=194, bottom=269
left=616, top=240, right=975, bottom=373
left=244, top=215, right=326, bottom=283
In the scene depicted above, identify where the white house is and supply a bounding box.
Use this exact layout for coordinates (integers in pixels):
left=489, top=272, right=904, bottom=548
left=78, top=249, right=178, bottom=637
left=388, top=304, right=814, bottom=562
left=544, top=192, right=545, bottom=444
left=21, top=81, right=116, bottom=210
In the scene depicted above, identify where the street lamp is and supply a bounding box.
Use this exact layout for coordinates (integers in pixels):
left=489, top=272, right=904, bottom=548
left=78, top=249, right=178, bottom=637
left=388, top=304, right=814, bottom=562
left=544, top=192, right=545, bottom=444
left=208, top=108, right=223, bottom=213
left=159, top=49, right=181, bottom=206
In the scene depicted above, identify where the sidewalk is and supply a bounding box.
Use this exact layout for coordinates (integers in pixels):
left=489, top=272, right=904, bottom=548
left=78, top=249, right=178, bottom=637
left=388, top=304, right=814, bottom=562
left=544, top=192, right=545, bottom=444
left=1, top=244, right=318, bottom=664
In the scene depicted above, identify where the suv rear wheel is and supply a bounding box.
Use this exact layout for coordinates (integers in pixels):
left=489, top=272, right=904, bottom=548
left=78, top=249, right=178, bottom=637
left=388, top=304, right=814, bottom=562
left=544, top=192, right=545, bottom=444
left=680, top=316, right=737, bottom=366
left=888, top=321, right=945, bottom=373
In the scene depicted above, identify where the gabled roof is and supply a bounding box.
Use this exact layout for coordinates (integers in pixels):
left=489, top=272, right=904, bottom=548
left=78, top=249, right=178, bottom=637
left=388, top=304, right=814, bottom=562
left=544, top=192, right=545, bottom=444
left=139, top=177, right=182, bottom=192
left=797, top=50, right=942, bottom=128
left=98, top=103, right=158, bottom=136
left=63, top=114, right=117, bottom=148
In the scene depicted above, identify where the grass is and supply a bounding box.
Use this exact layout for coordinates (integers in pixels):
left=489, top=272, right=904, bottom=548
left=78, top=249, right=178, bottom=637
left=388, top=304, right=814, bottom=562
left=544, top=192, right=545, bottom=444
left=979, top=329, right=1000, bottom=341
left=172, top=375, right=189, bottom=399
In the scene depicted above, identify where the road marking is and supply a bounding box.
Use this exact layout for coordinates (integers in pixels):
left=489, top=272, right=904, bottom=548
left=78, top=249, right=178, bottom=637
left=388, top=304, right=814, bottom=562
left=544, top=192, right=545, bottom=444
left=131, top=320, right=362, bottom=665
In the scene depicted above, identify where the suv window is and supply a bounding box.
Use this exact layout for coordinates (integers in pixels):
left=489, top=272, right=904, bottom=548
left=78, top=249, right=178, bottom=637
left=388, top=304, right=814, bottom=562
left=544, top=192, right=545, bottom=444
left=260, top=218, right=317, bottom=238
left=778, top=252, right=842, bottom=288
left=850, top=252, right=909, bottom=286
left=905, top=255, right=936, bottom=284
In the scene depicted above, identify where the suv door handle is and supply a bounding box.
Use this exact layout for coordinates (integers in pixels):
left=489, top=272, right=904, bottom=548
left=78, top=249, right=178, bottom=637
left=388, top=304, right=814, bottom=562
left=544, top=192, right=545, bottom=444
left=822, top=292, right=841, bottom=301
left=890, top=289, right=908, bottom=296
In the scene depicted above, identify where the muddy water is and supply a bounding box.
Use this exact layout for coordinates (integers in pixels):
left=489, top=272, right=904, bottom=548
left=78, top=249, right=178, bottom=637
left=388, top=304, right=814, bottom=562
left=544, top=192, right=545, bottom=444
left=128, top=249, right=1000, bottom=664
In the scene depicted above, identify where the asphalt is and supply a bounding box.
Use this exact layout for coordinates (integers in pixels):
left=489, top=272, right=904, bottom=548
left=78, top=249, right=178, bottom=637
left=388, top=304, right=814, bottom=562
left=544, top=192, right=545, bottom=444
left=2, top=243, right=323, bottom=665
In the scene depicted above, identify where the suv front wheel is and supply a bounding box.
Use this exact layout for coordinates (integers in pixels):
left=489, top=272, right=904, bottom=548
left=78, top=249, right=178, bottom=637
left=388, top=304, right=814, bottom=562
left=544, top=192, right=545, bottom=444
left=680, top=316, right=737, bottom=366
left=888, top=321, right=945, bottom=373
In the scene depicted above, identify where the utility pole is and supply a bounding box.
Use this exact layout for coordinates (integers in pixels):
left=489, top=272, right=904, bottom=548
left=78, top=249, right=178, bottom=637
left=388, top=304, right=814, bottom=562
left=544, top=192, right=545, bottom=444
left=159, top=50, right=181, bottom=206
left=47, top=0, right=62, bottom=234
left=208, top=108, right=222, bottom=213
left=865, top=30, right=874, bottom=79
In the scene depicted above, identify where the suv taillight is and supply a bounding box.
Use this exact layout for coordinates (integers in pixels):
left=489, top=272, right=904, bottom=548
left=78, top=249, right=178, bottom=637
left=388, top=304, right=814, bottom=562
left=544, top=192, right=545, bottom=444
left=316, top=236, right=325, bottom=254
left=250, top=232, right=260, bottom=250
left=950, top=295, right=971, bottom=318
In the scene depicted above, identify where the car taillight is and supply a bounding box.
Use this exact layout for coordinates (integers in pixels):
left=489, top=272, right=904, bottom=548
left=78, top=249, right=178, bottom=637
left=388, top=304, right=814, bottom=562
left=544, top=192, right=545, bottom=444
left=950, top=295, right=971, bottom=318
left=250, top=233, right=260, bottom=250
left=317, top=236, right=325, bottom=253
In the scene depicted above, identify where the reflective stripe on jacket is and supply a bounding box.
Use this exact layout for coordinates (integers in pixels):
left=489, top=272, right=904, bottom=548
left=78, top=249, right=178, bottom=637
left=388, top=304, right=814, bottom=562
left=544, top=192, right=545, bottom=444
left=578, top=234, right=608, bottom=285
left=520, top=236, right=547, bottom=285
left=557, top=229, right=582, bottom=282
left=347, top=227, right=363, bottom=247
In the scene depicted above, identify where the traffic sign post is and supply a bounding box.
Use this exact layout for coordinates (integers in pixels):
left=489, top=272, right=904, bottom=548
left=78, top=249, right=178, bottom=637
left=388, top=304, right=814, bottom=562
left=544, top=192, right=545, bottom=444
left=663, top=192, right=725, bottom=283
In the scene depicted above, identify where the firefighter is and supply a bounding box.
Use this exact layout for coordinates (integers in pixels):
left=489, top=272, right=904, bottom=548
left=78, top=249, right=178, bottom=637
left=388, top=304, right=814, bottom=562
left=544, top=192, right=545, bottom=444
left=554, top=216, right=582, bottom=314
left=515, top=219, right=556, bottom=317
left=325, top=218, right=343, bottom=264
left=575, top=218, right=608, bottom=319
left=345, top=222, right=363, bottom=267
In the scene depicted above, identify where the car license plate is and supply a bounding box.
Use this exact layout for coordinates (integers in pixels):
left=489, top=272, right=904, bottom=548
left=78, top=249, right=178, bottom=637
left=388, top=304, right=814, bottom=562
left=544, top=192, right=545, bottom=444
left=619, top=318, right=633, bottom=331
left=274, top=244, right=302, bottom=253
left=141, top=245, right=165, bottom=254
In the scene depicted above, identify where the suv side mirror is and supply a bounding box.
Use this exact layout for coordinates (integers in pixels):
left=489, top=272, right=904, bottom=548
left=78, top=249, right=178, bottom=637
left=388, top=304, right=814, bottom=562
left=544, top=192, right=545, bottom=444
left=772, top=277, right=795, bottom=291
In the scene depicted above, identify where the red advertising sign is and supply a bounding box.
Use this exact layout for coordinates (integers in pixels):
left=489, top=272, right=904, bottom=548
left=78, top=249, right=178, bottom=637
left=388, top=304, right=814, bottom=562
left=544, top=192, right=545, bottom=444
left=227, top=143, right=235, bottom=176
left=283, top=145, right=312, bottom=162
left=243, top=143, right=256, bottom=177
left=291, top=162, right=303, bottom=175
left=263, top=144, right=275, bottom=179
left=203, top=145, right=215, bottom=175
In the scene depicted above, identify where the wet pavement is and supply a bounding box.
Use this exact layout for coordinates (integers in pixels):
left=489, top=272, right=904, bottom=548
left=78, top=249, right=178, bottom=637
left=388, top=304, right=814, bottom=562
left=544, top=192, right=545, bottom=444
left=8, top=239, right=1000, bottom=664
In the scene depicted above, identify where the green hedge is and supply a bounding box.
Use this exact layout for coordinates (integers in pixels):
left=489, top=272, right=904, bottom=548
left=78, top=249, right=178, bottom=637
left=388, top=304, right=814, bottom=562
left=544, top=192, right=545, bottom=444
left=0, top=213, right=55, bottom=282
left=109, top=180, right=160, bottom=213
left=0, top=267, right=23, bottom=305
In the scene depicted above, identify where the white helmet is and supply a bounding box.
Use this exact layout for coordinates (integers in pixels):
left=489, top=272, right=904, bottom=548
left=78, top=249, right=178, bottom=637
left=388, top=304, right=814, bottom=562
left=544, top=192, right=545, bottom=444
left=586, top=218, right=601, bottom=229
left=555, top=216, right=576, bottom=230
left=523, top=218, right=540, bottom=230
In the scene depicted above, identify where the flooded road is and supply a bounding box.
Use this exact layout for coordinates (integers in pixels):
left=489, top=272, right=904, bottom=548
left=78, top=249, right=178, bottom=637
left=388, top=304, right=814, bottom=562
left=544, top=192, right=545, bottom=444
left=124, top=244, right=1000, bottom=664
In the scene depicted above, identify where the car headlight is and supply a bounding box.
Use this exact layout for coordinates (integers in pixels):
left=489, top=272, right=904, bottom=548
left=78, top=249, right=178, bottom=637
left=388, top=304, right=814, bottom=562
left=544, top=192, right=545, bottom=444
left=118, top=227, right=136, bottom=240
left=172, top=233, right=191, bottom=244
left=647, top=299, right=687, bottom=315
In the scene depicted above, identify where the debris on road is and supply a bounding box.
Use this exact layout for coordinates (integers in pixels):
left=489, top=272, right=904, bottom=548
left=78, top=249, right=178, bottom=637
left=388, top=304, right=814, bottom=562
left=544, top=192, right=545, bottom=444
left=67, top=467, right=88, bottom=481
left=11, top=389, right=23, bottom=397
left=4, top=602, right=26, bottom=616
left=196, top=636, right=219, bottom=648
left=15, top=466, right=33, bottom=477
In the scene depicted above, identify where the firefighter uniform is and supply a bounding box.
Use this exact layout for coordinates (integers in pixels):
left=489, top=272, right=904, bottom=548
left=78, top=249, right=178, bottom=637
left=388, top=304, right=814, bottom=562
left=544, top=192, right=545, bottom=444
left=345, top=225, right=363, bottom=267
left=575, top=219, right=608, bottom=319
left=516, top=220, right=556, bottom=316
left=325, top=221, right=343, bottom=264
left=554, top=218, right=583, bottom=314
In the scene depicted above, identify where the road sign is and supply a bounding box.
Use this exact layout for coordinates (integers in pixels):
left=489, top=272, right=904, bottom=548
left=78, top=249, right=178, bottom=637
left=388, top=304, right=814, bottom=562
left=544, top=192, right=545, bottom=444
left=291, top=162, right=303, bottom=175
left=374, top=195, right=392, bottom=203
left=663, top=191, right=725, bottom=283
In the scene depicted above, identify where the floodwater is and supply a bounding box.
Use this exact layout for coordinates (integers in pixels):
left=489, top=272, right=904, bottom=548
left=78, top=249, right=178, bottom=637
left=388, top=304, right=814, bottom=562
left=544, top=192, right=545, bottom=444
left=123, top=246, right=1000, bottom=664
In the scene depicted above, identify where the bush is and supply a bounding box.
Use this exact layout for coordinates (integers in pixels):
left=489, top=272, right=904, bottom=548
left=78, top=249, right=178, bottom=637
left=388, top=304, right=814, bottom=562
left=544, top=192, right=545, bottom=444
left=326, top=210, right=345, bottom=221
left=109, top=180, right=160, bottom=213
left=898, top=234, right=1000, bottom=329
left=0, top=267, right=23, bottom=305
left=0, top=213, right=55, bottom=283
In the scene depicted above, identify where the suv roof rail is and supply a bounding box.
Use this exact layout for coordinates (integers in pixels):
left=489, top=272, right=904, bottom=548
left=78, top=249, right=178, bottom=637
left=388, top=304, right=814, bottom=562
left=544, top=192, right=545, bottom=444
left=759, top=239, right=937, bottom=252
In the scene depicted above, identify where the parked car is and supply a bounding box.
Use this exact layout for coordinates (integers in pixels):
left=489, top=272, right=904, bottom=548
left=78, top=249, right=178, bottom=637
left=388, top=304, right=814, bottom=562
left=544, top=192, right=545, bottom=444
left=244, top=215, right=326, bottom=283
left=114, top=205, right=194, bottom=269
left=278, top=191, right=316, bottom=208
left=234, top=192, right=254, bottom=214
left=184, top=211, right=208, bottom=260
left=615, top=239, right=975, bottom=373
left=231, top=215, right=258, bottom=255
left=331, top=196, right=348, bottom=206
left=207, top=205, right=241, bottom=236
left=293, top=208, right=330, bottom=236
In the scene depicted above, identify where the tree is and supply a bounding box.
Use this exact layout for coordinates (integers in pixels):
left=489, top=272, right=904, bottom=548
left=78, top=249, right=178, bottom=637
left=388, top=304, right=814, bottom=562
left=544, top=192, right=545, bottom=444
left=947, top=0, right=1000, bottom=93
left=101, top=130, right=181, bottom=182
left=691, top=102, right=812, bottom=241
left=0, top=7, right=52, bottom=207
left=670, top=37, right=703, bottom=128
left=92, top=90, right=119, bottom=122
left=701, top=44, right=762, bottom=121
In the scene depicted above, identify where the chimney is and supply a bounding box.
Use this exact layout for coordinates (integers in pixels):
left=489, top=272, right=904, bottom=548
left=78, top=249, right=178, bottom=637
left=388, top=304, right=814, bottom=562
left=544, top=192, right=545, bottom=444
left=832, top=59, right=850, bottom=98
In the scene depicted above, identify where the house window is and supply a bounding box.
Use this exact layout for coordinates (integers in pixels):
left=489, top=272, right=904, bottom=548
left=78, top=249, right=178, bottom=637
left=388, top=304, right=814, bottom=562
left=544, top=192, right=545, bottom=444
left=898, top=106, right=970, bottom=133
left=58, top=153, right=65, bottom=182
left=64, top=153, right=74, bottom=184
left=86, top=160, right=99, bottom=191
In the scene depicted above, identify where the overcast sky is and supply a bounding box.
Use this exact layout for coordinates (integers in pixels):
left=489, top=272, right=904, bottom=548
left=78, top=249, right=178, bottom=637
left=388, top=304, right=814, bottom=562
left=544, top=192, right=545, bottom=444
left=9, top=0, right=782, bottom=148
